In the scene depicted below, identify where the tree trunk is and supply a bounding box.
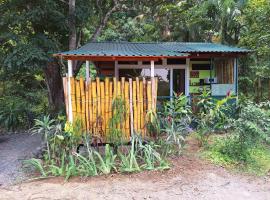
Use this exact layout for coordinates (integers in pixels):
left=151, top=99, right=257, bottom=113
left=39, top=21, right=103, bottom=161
left=43, top=61, right=64, bottom=113
left=69, top=0, right=76, bottom=50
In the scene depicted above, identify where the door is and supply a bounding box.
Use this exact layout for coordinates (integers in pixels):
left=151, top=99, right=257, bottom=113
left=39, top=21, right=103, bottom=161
left=173, top=69, right=185, bottom=95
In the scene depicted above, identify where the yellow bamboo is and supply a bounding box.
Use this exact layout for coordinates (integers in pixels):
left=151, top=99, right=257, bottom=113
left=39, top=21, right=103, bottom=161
left=70, top=77, right=77, bottom=121
left=113, top=77, right=117, bottom=99
left=124, top=81, right=130, bottom=140
left=142, top=78, right=147, bottom=135
left=100, top=81, right=105, bottom=138
left=109, top=81, right=113, bottom=120
left=96, top=78, right=101, bottom=120
left=75, top=79, right=81, bottom=124
left=105, top=78, right=109, bottom=137
left=80, top=77, right=86, bottom=131
left=92, top=81, right=97, bottom=135
left=85, top=82, right=90, bottom=132
left=147, top=80, right=152, bottom=124
left=136, top=77, right=140, bottom=134
left=117, top=81, right=121, bottom=130
left=133, top=81, right=137, bottom=132
left=88, top=81, right=92, bottom=133
left=139, top=80, right=144, bottom=136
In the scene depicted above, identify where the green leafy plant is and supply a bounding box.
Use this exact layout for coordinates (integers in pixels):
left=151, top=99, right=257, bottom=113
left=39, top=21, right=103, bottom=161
left=195, top=93, right=234, bottom=146
left=24, top=158, right=47, bottom=177
left=94, top=144, right=117, bottom=174
left=119, top=135, right=141, bottom=173
left=140, top=142, right=170, bottom=170
left=0, top=96, right=29, bottom=130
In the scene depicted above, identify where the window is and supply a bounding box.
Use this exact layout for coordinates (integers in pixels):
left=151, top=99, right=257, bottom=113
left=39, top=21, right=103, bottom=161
left=155, top=68, right=170, bottom=97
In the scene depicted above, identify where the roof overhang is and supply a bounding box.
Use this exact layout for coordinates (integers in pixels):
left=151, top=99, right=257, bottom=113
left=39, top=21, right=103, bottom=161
left=53, top=54, right=189, bottom=61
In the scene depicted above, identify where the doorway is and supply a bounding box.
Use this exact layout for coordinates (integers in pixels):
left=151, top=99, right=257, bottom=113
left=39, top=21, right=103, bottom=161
left=173, top=69, right=185, bottom=95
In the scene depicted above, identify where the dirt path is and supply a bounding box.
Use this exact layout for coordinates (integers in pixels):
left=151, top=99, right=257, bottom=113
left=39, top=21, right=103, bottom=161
left=0, top=133, right=42, bottom=186
left=0, top=139, right=269, bottom=200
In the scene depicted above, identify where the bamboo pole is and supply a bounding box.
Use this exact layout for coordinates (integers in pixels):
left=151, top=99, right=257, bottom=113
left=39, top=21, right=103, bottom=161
left=139, top=80, right=144, bottom=136
left=117, top=81, right=121, bottom=130
left=100, top=81, right=105, bottom=138
left=96, top=77, right=101, bottom=119
left=136, top=77, right=140, bottom=134
left=109, top=81, right=113, bottom=121
left=88, top=81, right=92, bottom=133
left=121, top=77, right=125, bottom=138
left=70, top=77, right=77, bottom=121
left=147, top=80, right=152, bottom=124
left=129, top=78, right=134, bottom=137
left=143, top=77, right=147, bottom=135
left=92, top=81, right=97, bottom=135
left=113, top=77, right=117, bottom=99
left=132, top=81, right=137, bottom=132
left=75, top=79, right=81, bottom=124
left=85, top=82, right=90, bottom=132
left=124, top=81, right=130, bottom=140
left=105, top=78, right=109, bottom=137
left=80, top=77, right=86, bottom=131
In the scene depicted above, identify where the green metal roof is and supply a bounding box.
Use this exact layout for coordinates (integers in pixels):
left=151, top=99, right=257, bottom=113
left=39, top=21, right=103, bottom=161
left=55, top=42, right=251, bottom=57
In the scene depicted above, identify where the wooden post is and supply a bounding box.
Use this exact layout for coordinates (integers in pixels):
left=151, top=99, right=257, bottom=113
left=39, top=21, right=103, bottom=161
left=185, top=58, right=190, bottom=97
left=150, top=60, right=154, bottom=78
left=67, top=60, right=73, bottom=122
left=129, top=78, right=134, bottom=137
left=233, top=58, right=238, bottom=96
left=170, top=68, right=173, bottom=100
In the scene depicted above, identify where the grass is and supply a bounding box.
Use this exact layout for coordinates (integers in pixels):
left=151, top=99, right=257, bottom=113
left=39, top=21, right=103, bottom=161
left=202, top=135, right=270, bottom=176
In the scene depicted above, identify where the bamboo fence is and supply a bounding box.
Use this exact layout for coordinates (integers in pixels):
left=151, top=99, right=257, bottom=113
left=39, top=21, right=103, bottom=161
left=63, top=77, right=158, bottom=142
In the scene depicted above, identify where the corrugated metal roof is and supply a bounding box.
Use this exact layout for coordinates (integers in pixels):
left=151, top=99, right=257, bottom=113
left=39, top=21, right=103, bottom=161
left=160, top=42, right=250, bottom=53
left=55, top=42, right=251, bottom=57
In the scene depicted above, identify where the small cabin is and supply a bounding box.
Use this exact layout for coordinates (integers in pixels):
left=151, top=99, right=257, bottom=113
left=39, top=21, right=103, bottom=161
left=54, top=42, right=250, bottom=140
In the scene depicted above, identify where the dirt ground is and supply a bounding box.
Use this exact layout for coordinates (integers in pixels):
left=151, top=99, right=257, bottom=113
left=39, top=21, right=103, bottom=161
left=0, top=136, right=269, bottom=200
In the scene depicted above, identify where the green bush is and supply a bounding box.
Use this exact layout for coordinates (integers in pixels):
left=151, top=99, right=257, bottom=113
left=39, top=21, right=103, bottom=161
left=203, top=136, right=270, bottom=175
